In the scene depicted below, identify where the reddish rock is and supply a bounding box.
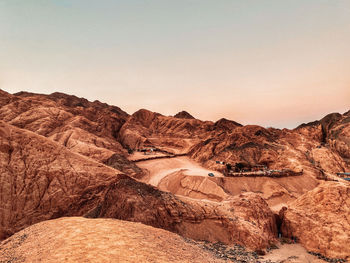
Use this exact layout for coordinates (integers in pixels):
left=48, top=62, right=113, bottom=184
left=0, top=90, right=142, bottom=176
left=281, top=182, right=350, bottom=260
left=119, top=108, right=213, bottom=153
left=0, top=121, right=277, bottom=251
left=174, top=110, right=195, bottom=119
left=1, top=88, right=350, bottom=257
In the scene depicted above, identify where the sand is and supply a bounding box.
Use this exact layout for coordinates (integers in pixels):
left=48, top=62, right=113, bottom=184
left=137, top=156, right=223, bottom=186
left=262, top=243, right=326, bottom=263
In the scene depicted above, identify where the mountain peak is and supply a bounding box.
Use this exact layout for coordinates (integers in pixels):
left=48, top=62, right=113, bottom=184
left=174, top=111, right=195, bottom=119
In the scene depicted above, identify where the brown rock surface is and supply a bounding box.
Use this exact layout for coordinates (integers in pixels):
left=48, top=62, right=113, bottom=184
left=0, top=217, right=225, bottom=263
left=2, top=89, right=349, bottom=181
left=189, top=124, right=349, bottom=176
left=119, top=108, right=213, bottom=153
left=78, top=176, right=278, bottom=251
left=174, top=110, right=195, bottom=119
left=281, top=181, right=350, bottom=260
left=0, top=90, right=142, bottom=177
left=0, top=121, right=277, bottom=251
left=1, top=88, right=350, bottom=258
left=0, top=120, right=121, bottom=240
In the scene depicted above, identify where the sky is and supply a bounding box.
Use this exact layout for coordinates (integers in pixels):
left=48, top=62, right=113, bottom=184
left=0, top=0, right=349, bottom=128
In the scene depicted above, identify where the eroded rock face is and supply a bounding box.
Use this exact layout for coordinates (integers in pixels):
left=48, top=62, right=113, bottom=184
left=0, top=121, right=121, bottom=240
left=0, top=90, right=143, bottom=177
left=73, top=174, right=278, bottom=251
left=2, top=89, right=349, bottom=180
left=0, top=121, right=277, bottom=251
left=280, top=182, right=350, bottom=260
left=297, top=112, right=350, bottom=167
left=118, top=109, right=217, bottom=154
left=1, top=88, right=350, bottom=257
left=0, top=217, right=226, bottom=263
left=190, top=123, right=349, bottom=176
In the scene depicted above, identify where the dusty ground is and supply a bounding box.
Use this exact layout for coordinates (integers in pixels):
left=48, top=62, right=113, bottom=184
left=0, top=217, right=226, bottom=263
left=262, top=243, right=325, bottom=263
left=137, top=155, right=319, bottom=208
left=138, top=156, right=224, bottom=186
left=0, top=217, right=330, bottom=263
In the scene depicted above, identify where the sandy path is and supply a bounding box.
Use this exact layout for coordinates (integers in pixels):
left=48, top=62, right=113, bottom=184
left=262, top=243, right=325, bottom=263
left=137, top=156, right=223, bottom=186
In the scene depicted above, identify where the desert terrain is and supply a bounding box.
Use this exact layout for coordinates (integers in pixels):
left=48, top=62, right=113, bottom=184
left=0, top=89, right=349, bottom=262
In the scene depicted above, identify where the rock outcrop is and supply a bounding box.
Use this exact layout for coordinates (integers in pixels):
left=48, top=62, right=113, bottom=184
left=280, top=182, right=350, bottom=260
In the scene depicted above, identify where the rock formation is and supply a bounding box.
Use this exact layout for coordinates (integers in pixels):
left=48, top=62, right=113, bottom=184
left=0, top=120, right=277, bottom=251
left=119, top=108, right=213, bottom=153
left=1, top=89, right=349, bottom=179
left=280, top=181, right=350, bottom=260
left=0, top=90, right=142, bottom=177
left=1, top=88, right=349, bottom=259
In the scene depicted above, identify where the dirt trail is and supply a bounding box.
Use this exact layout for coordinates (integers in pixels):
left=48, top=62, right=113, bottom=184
left=137, top=156, right=223, bottom=186
left=137, top=156, right=319, bottom=206
left=262, top=243, right=325, bottom=262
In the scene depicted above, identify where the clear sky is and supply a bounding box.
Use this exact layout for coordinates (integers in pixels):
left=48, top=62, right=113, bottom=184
left=1, top=0, right=349, bottom=128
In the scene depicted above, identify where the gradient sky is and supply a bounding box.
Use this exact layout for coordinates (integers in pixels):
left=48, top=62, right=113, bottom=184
left=1, top=0, right=349, bottom=128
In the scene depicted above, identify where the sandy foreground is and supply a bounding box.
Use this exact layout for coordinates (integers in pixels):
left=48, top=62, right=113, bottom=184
left=0, top=217, right=226, bottom=263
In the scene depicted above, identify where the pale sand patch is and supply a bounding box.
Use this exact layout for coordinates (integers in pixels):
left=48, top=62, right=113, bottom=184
left=262, top=243, right=325, bottom=263
left=138, top=156, right=223, bottom=186
left=0, top=217, right=225, bottom=263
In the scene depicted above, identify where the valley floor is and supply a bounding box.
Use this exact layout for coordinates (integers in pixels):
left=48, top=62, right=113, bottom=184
left=137, top=156, right=224, bottom=186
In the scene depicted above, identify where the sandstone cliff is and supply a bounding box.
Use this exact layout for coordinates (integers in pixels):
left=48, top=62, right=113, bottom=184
left=280, top=181, right=350, bottom=260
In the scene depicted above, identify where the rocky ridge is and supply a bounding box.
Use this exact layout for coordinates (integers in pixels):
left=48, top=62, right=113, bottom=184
left=0, top=88, right=349, bottom=260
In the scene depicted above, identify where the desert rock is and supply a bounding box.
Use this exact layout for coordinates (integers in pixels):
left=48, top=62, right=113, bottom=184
left=281, top=181, right=350, bottom=260
left=0, top=121, right=277, bottom=251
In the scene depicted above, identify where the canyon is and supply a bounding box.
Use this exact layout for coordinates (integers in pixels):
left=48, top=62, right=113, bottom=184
left=0, top=89, right=349, bottom=262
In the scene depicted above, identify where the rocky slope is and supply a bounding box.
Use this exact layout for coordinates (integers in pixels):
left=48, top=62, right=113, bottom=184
left=0, top=90, right=142, bottom=177
left=189, top=122, right=349, bottom=176
left=0, top=217, right=226, bottom=263
left=118, top=108, right=215, bottom=154
left=0, top=120, right=121, bottom=240
left=0, top=121, right=277, bottom=251
left=280, top=181, right=350, bottom=260
left=2, top=89, right=348, bottom=179
left=1, top=88, right=349, bottom=259
left=174, top=110, right=195, bottom=119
